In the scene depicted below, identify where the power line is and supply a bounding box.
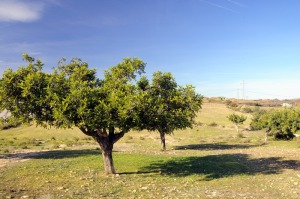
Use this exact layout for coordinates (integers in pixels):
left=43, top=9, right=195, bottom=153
left=240, top=80, right=247, bottom=99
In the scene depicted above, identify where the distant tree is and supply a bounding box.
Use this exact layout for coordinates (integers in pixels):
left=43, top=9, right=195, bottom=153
left=137, top=71, right=203, bottom=151
left=227, top=113, right=247, bottom=133
left=0, top=54, right=146, bottom=174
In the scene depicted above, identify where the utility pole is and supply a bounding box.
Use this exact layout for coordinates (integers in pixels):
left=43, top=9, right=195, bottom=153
left=241, top=80, right=247, bottom=99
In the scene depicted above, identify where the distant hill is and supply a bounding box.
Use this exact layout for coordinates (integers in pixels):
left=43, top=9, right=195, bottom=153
left=206, top=97, right=300, bottom=108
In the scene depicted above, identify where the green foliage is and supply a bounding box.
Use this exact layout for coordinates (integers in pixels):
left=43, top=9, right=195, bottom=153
left=139, top=71, right=203, bottom=133
left=0, top=54, right=203, bottom=171
left=227, top=113, right=247, bottom=133
left=227, top=113, right=247, bottom=125
left=0, top=56, right=50, bottom=125
left=0, top=116, right=22, bottom=130
left=0, top=54, right=148, bottom=173
left=137, top=71, right=203, bottom=150
left=250, top=108, right=300, bottom=140
left=249, top=109, right=267, bottom=131
left=0, top=55, right=145, bottom=133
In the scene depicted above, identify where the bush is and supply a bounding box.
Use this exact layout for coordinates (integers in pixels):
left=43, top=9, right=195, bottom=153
left=237, top=132, right=244, bottom=138
left=208, top=122, right=218, bottom=127
left=242, top=107, right=253, bottom=113
left=225, top=100, right=239, bottom=108
left=249, top=110, right=267, bottom=131
left=250, top=108, right=300, bottom=140
left=0, top=116, right=22, bottom=130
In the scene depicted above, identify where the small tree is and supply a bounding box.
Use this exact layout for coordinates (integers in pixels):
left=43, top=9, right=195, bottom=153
left=227, top=113, right=247, bottom=133
left=137, top=71, right=202, bottom=151
left=0, top=54, right=146, bottom=174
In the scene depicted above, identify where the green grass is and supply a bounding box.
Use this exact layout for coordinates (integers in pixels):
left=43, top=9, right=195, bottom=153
left=1, top=146, right=299, bottom=198
left=1, top=102, right=300, bottom=198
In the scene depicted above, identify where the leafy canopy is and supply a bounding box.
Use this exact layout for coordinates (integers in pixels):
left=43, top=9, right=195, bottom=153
left=138, top=71, right=203, bottom=134
left=227, top=113, right=247, bottom=125
left=0, top=54, right=146, bottom=135
left=250, top=108, right=300, bottom=140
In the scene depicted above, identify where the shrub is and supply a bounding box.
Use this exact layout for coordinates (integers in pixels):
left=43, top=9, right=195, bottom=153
left=52, top=143, right=60, bottom=149
left=208, top=122, right=218, bottom=127
left=242, top=107, right=253, bottom=113
left=250, top=108, right=300, bottom=140
left=0, top=116, right=22, bottom=130
left=225, top=100, right=239, bottom=108
left=249, top=110, right=267, bottom=131
left=237, top=132, right=244, bottom=138
left=3, top=149, right=9, bottom=153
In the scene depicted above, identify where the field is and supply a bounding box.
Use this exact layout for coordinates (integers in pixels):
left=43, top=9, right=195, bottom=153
left=0, top=102, right=299, bottom=198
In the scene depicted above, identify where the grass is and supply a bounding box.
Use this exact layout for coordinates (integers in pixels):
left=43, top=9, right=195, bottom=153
left=1, top=102, right=300, bottom=198
left=196, top=102, right=253, bottom=127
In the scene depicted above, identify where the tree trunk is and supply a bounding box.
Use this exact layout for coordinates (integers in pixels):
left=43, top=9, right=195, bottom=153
left=79, top=127, right=125, bottom=175
left=94, top=134, right=116, bottom=174
left=264, top=132, right=268, bottom=143
left=101, top=147, right=115, bottom=174
left=160, top=131, right=166, bottom=151
left=234, top=124, right=239, bottom=132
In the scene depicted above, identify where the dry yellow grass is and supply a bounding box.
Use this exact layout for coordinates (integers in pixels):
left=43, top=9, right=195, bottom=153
left=196, top=102, right=252, bottom=127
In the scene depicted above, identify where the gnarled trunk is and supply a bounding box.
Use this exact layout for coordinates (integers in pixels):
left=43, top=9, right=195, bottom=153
left=80, top=126, right=124, bottom=174
left=159, top=131, right=166, bottom=151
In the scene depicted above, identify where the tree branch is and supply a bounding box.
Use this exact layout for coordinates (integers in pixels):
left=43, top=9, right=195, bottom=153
left=78, top=126, right=95, bottom=137
left=95, top=128, right=108, bottom=137
left=113, top=131, right=125, bottom=144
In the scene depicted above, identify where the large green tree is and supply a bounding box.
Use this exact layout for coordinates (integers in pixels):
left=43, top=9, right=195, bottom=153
left=137, top=71, right=202, bottom=151
left=0, top=54, right=145, bottom=174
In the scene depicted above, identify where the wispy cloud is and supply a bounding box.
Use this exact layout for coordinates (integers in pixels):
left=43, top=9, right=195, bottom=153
left=196, top=0, right=246, bottom=13
left=227, top=0, right=244, bottom=7
left=0, top=0, right=45, bottom=22
left=199, top=0, right=237, bottom=13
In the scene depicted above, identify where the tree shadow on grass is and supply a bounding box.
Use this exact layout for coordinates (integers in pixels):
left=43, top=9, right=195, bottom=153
left=139, top=154, right=300, bottom=181
left=175, top=143, right=262, bottom=151
left=2, top=149, right=100, bottom=160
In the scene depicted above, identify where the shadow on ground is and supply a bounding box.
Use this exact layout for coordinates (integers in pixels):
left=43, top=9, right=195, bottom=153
left=139, top=153, right=300, bottom=181
left=175, top=143, right=262, bottom=150
left=2, top=149, right=100, bottom=160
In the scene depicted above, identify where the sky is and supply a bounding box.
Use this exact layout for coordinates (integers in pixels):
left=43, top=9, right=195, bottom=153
left=0, top=0, right=300, bottom=99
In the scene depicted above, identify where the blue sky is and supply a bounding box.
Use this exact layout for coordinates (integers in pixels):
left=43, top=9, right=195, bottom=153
left=0, top=0, right=300, bottom=99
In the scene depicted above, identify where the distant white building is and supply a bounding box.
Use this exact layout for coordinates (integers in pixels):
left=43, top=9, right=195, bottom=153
left=282, top=103, right=292, bottom=108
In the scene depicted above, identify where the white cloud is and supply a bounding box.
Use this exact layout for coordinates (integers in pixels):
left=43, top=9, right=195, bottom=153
left=0, top=0, right=45, bottom=22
